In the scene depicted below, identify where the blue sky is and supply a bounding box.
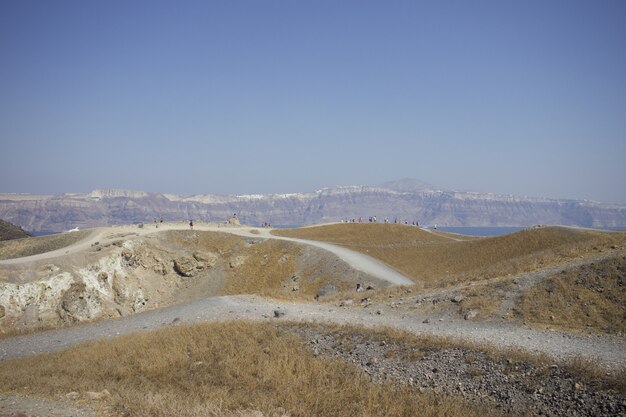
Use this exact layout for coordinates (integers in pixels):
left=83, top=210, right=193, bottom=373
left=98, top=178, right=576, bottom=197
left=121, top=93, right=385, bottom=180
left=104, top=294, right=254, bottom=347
left=1, top=0, right=625, bottom=203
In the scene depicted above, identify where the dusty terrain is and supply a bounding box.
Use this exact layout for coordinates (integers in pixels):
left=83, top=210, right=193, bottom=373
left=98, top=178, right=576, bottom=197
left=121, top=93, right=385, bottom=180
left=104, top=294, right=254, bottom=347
left=0, top=222, right=624, bottom=416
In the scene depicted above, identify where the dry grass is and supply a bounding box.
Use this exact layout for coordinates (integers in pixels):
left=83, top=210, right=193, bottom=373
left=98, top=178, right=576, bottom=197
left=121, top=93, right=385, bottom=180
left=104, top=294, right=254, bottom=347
left=516, top=254, right=626, bottom=334
left=0, top=321, right=502, bottom=417
left=275, top=224, right=626, bottom=288
left=282, top=322, right=626, bottom=394
left=0, top=230, right=91, bottom=260
left=220, top=240, right=301, bottom=298
left=160, top=231, right=334, bottom=300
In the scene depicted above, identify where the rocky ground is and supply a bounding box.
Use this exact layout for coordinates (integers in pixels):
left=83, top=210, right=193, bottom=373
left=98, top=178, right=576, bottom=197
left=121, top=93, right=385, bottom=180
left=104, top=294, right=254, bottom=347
left=285, top=325, right=626, bottom=417
left=0, top=224, right=625, bottom=416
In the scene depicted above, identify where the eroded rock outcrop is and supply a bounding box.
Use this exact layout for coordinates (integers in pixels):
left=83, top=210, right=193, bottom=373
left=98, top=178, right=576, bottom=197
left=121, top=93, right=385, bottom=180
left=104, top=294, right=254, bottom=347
left=59, top=282, right=93, bottom=323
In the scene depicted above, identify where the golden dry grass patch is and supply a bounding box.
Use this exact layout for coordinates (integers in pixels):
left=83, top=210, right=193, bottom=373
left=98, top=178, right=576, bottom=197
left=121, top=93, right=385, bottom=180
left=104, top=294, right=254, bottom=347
left=275, top=224, right=626, bottom=288
left=516, top=254, right=626, bottom=334
left=0, top=321, right=502, bottom=417
left=160, top=230, right=350, bottom=301
left=0, top=230, right=92, bottom=260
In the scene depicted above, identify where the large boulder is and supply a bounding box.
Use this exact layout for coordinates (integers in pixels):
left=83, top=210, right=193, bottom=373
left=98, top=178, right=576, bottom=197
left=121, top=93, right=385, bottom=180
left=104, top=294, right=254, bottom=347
left=58, top=282, right=91, bottom=323
left=173, top=256, right=197, bottom=277
left=193, top=252, right=218, bottom=268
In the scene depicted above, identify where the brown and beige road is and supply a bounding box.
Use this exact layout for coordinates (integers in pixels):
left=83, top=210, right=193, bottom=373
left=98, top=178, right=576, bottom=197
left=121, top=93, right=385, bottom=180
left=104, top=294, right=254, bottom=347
left=0, top=223, right=414, bottom=286
left=0, top=224, right=624, bottom=371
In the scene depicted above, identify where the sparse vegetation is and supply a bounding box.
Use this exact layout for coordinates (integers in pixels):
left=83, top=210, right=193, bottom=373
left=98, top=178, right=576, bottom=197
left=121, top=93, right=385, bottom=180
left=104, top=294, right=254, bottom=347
left=274, top=223, right=626, bottom=288
left=0, top=321, right=504, bottom=417
left=516, top=254, right=626, bottom=334
left=0, top=230, right=91, bottom=260
left=161, top=230, right=345, bottom=300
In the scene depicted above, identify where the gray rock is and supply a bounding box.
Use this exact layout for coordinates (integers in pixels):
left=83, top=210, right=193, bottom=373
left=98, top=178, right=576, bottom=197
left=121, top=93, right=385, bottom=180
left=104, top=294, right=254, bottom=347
left=173, top=257, right=197, bottom=277
left=273, top=308, right=286, bottom=318
left=0, top=304, right=4, bottom=319
left=58, top=282, right=91, bottom=323
left=65, top=391, right=80, bottom=400
left=121, top=249, right=135, bottom=266
left=452, top=295, right=465, bottom=303
left=464, top=309, right=479, bottom=320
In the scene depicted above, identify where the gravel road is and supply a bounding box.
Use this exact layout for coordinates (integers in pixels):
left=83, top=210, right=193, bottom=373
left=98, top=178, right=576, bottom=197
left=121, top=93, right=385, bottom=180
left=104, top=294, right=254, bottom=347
left=0, top=224, right=414, bottom=286
left=1, top=294, right=624, bottom=371
left=1, top=224, right=623, bottom=372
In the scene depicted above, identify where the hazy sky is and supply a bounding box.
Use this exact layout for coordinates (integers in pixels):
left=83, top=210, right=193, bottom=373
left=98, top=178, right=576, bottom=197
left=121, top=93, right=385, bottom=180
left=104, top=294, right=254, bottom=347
left=1, top=1, right=625, bottom=203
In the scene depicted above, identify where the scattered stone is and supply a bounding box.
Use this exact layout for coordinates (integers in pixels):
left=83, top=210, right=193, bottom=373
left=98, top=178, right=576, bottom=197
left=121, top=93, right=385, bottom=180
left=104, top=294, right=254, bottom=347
left=65, top=392, right=80, bottom=400
left=451, top=295, right=465, bottom=303
left=273, top=308, right=286, bottom=318
left=464, top=309, right=479, bottom=320
left=0, top=304, right=5, bottom=319
left=376, top=310, right=382, bottom=315
left=422, top=318, right=430, bottom=324
left=339, top=299, right=354, bottom=307
left=366, top=357, right=379, bottom=366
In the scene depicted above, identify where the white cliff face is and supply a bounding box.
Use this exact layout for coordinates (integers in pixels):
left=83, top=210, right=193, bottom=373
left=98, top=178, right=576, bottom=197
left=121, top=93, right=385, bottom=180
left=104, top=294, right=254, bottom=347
left=0, top=271, right=74, bottom=323
left=87, top=189, right=150, bottom=199
left=0, top=180, right=624, bottom=231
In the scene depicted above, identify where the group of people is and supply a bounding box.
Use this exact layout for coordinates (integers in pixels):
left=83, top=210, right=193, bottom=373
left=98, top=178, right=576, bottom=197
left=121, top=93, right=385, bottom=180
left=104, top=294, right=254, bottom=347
left=341, top=216, right=419, bottom=226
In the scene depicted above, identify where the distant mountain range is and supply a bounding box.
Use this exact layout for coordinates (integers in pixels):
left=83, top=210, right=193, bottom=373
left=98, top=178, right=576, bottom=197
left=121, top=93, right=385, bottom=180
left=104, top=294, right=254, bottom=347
left=1, top=179, right=624, bottom=232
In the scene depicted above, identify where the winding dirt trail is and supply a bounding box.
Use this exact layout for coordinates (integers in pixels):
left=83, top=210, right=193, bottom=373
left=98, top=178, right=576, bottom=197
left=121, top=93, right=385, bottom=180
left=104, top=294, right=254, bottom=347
left=0, top=224, right=414, bottom=286
left=1, top=294, right=624, bottom=370
left=0, top=224, right=624, bottom=371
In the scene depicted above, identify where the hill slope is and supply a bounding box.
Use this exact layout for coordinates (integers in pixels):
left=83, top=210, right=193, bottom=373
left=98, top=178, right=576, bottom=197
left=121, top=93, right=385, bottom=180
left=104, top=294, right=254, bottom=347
left=0, top=219, right=32, bottom=241
left=274, top=223, right=626, bottom=287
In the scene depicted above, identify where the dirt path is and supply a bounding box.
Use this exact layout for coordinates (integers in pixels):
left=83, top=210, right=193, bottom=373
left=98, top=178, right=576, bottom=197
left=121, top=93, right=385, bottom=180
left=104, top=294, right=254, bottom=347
left=1, top=294, right=624, bottom=371
left=1, top=224, right=623, bottom=372
left=0, top=224, right=414, bottom=286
